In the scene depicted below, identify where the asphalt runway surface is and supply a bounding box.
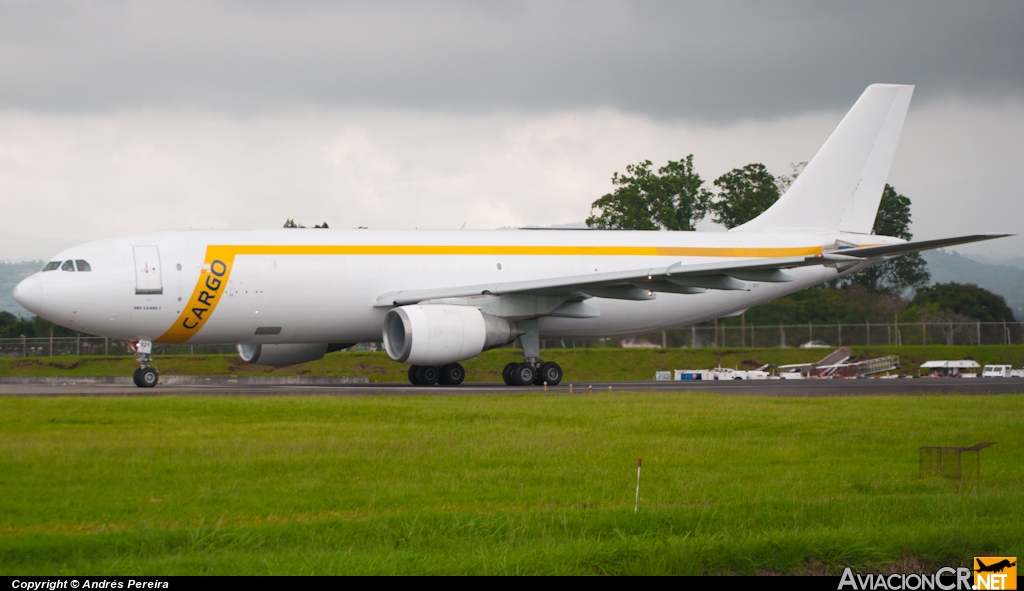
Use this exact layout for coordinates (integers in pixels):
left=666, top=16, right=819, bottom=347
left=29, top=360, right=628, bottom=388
left=3, top=378, right=1024, bottom=397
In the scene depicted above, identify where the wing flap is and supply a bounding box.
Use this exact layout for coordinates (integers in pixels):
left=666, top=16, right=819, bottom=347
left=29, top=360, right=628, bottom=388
left=375, top=253, right=841, bottom=306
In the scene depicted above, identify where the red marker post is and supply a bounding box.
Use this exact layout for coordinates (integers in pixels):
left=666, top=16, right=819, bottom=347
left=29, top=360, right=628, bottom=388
left=634, top=458, right=642, bottom=513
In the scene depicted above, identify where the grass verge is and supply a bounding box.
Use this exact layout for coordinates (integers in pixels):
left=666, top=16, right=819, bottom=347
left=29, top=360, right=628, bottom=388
left=1, top=392, right=1021, bottom=574
left=1, top=345, right=1023, bottom=382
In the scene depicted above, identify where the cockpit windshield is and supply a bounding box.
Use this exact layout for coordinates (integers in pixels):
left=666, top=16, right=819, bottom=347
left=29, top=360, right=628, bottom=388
left=44, top=259, right=91, bottom=272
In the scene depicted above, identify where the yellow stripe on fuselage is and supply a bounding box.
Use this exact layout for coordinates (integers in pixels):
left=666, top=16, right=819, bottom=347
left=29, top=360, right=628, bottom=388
left=211, top=244, right=823, bottom=257
left=157, top=243, right=823, bottom=343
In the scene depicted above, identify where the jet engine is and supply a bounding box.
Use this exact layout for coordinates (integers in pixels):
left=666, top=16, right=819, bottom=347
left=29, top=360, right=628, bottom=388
left=383, top=305, right=520, bottom=366
left=237, top=342, right=352, bottom=367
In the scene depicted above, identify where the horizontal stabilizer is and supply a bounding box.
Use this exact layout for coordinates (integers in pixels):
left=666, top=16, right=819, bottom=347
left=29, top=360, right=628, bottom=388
left=834, top=233, right=1012, bottom=259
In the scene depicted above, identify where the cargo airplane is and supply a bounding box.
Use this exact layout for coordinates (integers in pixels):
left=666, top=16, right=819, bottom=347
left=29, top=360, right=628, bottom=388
left=12, top=84, right=1008, bottom=387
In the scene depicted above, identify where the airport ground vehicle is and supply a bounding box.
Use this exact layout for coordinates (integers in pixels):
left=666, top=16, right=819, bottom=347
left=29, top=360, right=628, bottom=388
left=674, top=368, right=770, bottom=380
left=12, top=84, right=1008, bottom=387
left=921, top=360, right=981, bottom=377
left=800, top=340, right=831, bottom=348
left=710, top=367, right=770, bottom=380
left=983, top=364, right=1015, bottom=376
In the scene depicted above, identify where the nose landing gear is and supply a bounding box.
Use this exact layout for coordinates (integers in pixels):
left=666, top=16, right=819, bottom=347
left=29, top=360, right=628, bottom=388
left=131, top=340, right=159, bottom=388
left=133, top=367, right=159, bottom=387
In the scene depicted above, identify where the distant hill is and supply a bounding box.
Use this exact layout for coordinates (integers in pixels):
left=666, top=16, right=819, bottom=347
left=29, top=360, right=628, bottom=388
left=0, top=261, right=42, bottom=319
left=921, top=249, right=1024, bottom=320
left=964, top=253, right=1024, bottom=271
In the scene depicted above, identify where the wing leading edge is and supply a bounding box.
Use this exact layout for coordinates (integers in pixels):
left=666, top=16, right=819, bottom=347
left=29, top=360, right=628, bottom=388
left=373, top=233, right=1010, bottom=308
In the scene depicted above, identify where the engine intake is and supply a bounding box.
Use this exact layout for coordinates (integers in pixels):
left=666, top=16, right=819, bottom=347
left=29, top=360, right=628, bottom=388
left=383, top=305, right=519, bottom=366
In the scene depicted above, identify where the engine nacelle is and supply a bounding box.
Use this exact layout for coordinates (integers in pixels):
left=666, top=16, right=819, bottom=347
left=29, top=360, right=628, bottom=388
left=237, top=343, right=350, bottom=367
left=383, top=305, right=519, bottom=366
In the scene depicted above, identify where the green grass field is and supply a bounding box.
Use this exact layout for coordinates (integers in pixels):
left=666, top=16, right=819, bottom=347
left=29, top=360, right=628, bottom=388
left=1, top=392, right=1021, bottom=574
left=2, top=345, right=1023, bottom=382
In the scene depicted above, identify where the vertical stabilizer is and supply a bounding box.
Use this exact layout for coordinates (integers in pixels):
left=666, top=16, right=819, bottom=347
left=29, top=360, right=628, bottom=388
left=733, top=84, right=914, bottom=234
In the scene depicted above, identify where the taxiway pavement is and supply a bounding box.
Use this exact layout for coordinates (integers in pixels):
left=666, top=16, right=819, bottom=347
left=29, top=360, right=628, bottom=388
left=2, top=378, right=1024, bottom=397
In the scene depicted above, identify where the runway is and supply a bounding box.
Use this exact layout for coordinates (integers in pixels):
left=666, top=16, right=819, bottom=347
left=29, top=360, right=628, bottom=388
left=2, top=377, right=1024, bottom=397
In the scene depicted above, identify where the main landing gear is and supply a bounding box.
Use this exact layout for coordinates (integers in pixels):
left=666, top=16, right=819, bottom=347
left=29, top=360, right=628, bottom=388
left=502, top=360, right=562, bottom=387
left=132, top=340, right=159, bottom=388
left=500, top=318, right=563, bottom=387
left=407, top=363, right=466, bottom=386
left=403, top=320, right=565, bottom=388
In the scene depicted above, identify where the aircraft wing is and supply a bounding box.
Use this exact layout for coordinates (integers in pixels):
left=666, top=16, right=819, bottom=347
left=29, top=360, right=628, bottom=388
left=374, top=232, right=1011, bottom=307
left=374, top=252, right=860, bottom=307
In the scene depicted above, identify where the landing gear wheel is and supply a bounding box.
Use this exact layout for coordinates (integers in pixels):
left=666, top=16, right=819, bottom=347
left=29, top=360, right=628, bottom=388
left=408, top=365, right=421, bottom=385
left=415, top=365, right=440, bottom=386
left=439, top=363, right=465, bottom=386
left=135, top=367, right=158, bottom=388
left=512, top=362, right=536, bottom=386
left=539, top=362, right=562, bottom=386
left=502, top=362, right=518, bottom=386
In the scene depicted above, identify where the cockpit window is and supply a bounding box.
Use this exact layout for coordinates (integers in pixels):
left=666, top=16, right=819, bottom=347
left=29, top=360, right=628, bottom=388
left=42, top=261, right=61, bottom=272
left=61, top=260, right=75, bottom=272
left=75, top=260, right=91, bottom=272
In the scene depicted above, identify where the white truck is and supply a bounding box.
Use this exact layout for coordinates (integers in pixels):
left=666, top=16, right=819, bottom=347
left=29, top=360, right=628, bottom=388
left=675, top=367, right=770, bottom=380
left=982, top=365, right=1014, bottom=378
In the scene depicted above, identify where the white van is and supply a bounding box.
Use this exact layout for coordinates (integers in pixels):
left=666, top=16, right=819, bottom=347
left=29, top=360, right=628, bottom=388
left=982, top=365, right=1012, bottom=378
left=708, top=367, right=771, bottom=380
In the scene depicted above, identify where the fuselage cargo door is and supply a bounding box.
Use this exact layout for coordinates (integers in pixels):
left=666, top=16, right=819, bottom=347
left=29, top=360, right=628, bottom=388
left=133, top=245, right=163, bottom=295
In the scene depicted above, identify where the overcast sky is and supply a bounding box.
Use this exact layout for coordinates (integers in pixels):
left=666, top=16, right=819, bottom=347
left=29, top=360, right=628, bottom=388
left=2, top=1, right=1022, bottom=261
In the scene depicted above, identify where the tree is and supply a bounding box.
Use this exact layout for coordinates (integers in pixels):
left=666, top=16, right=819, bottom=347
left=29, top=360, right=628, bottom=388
left=0, top=310, right=87, bottom=338
left=0, top=310, right=24, bottom=338
left=774, top=161, right=806, bottom=194
left=705, top=163, right=780, bottom=228
left=284, top=219, right=329, bottom=228
left=911, top=282, right=1015, bottom=323
left=841, top=184, right=930, bottom=294
left=586, top=156, right=708, bottom=230
left=872, top=184, right=914, bottom=239
left=737, top=284, right=907, bottom=325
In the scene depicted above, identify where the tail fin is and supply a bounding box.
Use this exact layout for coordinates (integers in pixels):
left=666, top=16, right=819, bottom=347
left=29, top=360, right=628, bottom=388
left=734, top=84, right=914, bottom=234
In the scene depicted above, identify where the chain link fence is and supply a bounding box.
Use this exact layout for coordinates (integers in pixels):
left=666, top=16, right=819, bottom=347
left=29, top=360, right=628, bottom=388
left=0, top=321, right=1020, bottom=358
left=0, top=336, right=237, bottom=358
left=664, top=320, right=1022, bottom=349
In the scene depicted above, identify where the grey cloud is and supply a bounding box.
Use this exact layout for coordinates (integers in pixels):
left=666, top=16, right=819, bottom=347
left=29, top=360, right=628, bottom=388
left=0, top=1, right=1022, bottom=120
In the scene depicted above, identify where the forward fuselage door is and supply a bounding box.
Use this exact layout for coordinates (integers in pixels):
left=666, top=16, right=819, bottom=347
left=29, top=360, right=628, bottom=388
left=133, top=245, right=163, bottom=295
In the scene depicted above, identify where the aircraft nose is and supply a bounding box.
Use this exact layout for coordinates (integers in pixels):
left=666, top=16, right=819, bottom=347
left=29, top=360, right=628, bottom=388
left=13, top=274, right=44, bottom=315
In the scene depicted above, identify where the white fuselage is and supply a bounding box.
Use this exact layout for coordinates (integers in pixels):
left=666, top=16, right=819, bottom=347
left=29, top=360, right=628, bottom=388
left=15, top=228, right=899, bottom=345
